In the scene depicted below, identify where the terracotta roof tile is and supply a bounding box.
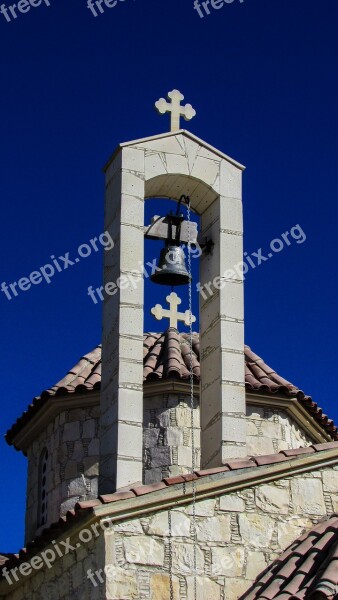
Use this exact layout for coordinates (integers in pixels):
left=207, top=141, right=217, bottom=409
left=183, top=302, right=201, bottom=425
left=163, top=475, right=186, bottom=485
left=74, top=499, right=102, bottom=510
left=241, top=516, right=338, bottom=599
left=226, top=458, right=257, bottom=470
left=99, top=491, right=136, bottom=503
left=281, top=448, right=316, bottom=458
left=253, top=454, right=290, bottom=467
left=131, top=482, right=167, bottom=496
left=5, top=332, right=338, bottom=446
left=181, top=473, right=199, bottom=482
left=312, top=441, right=338, bottom=452
left=195, top=466, right=231, bottom=477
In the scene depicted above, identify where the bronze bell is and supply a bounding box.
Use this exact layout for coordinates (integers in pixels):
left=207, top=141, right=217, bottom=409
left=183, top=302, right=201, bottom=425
left=151, top=244, right=191, bottom=286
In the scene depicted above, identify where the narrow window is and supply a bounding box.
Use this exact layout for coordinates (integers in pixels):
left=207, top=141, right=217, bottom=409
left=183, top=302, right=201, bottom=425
left=37, top=448, right=49, bottom=527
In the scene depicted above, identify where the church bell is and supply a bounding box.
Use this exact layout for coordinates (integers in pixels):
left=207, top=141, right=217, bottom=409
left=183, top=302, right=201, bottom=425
left=151, top=244, right=191, bottom=286
left=150, top=198, right=192, bottom=287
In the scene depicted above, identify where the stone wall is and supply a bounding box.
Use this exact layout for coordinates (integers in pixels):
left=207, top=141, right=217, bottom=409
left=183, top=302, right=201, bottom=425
left=246, top=404, right=314, bottom=456
left=24, top=393, right=318, bottom=544
left=143, top=394, right=200, bottom=484
left=2, top=531, right=104, bottom=600
left=3, top=463, right=338, bottom=599
left=25, top=406, right=100, bottom=544
left=102, top=465, right=336, bottom=600
left=143, top=395, right=315, bottom=486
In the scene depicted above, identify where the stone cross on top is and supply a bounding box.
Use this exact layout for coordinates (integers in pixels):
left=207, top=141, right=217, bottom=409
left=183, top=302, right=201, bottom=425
left=155, top=89, right=196, bottom=132
left=151, top=292, right=196, bottom=330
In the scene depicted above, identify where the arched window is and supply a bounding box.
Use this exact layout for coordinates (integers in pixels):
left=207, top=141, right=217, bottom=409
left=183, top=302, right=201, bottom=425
left=37, top=448, right=49, bottom=527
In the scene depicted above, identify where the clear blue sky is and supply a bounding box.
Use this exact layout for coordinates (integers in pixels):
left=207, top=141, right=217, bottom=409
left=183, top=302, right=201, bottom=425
left=1, top=0, right=337, bottom=551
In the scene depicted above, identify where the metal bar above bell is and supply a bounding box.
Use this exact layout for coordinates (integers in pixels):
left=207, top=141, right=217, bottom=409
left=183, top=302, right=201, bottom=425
left=144, top=215, right=198, bottom=244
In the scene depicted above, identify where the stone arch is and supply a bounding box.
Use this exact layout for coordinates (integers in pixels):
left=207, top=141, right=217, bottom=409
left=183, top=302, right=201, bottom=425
left=145, top=173, right=219, bottom=214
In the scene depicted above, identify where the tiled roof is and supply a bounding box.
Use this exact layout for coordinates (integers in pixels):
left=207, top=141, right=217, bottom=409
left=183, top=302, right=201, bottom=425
left=1, top=442, right=338, bottom=577
left=242, top=514, right=338, bottom=599
left=5, top=331, right=338, bottom=445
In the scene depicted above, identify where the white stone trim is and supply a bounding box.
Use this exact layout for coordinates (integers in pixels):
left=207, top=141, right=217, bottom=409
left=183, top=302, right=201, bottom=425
left=94, top=448, right=338, bottom=522
left=104, top=130, right=245, bottom=173
left=9, top=393, right=100, bottom=452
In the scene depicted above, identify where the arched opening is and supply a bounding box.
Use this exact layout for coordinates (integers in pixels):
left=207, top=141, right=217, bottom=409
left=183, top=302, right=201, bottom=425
left=143, top=172, right=220, bottom=336
left=37, top=447, right=49, bottom=527
left=144, top=196, right=201, bottom=334
left=143, top=194, right=202, bottom=484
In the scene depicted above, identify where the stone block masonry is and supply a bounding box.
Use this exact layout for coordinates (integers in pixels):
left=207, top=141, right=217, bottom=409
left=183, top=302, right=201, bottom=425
left=4, top=464, right=337, bottom=600
left=143, top=394, right=201, bottom=484
left=2, top=530, right=105, bottom=600
left=102, top=466, right=336, bottom=599
left=246, top=404, right=314, bottom=456
left=23, top=391, right=319, bottom=545
left=25, top=405, right=100, bottom=545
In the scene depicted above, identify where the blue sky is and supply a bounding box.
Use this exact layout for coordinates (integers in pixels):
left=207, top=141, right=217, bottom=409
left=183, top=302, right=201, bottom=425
left=0, top=0, right=337, bottom=551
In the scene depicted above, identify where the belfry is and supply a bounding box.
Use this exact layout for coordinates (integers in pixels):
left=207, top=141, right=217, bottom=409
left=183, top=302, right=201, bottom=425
left=2, top=90, right=338, bottom=600
left=100, top=89, right=246, bottom=492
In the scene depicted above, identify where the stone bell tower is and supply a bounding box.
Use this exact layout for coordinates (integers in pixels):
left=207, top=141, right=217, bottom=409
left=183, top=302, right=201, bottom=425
left=99, top=90, right=246, bottom=495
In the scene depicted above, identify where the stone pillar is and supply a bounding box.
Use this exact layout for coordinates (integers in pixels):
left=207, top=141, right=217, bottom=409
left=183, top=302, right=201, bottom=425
left=100, top=147, right=145, bottom=493
left=199, top=159, right=246, bottom=467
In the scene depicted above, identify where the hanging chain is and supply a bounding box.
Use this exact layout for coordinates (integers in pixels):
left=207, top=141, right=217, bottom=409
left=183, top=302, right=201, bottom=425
left=187, top=199, right=197, bottom=600
left=167, top=195, right=197, bottom=600
left=168, top=509, right=174, bottom=600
